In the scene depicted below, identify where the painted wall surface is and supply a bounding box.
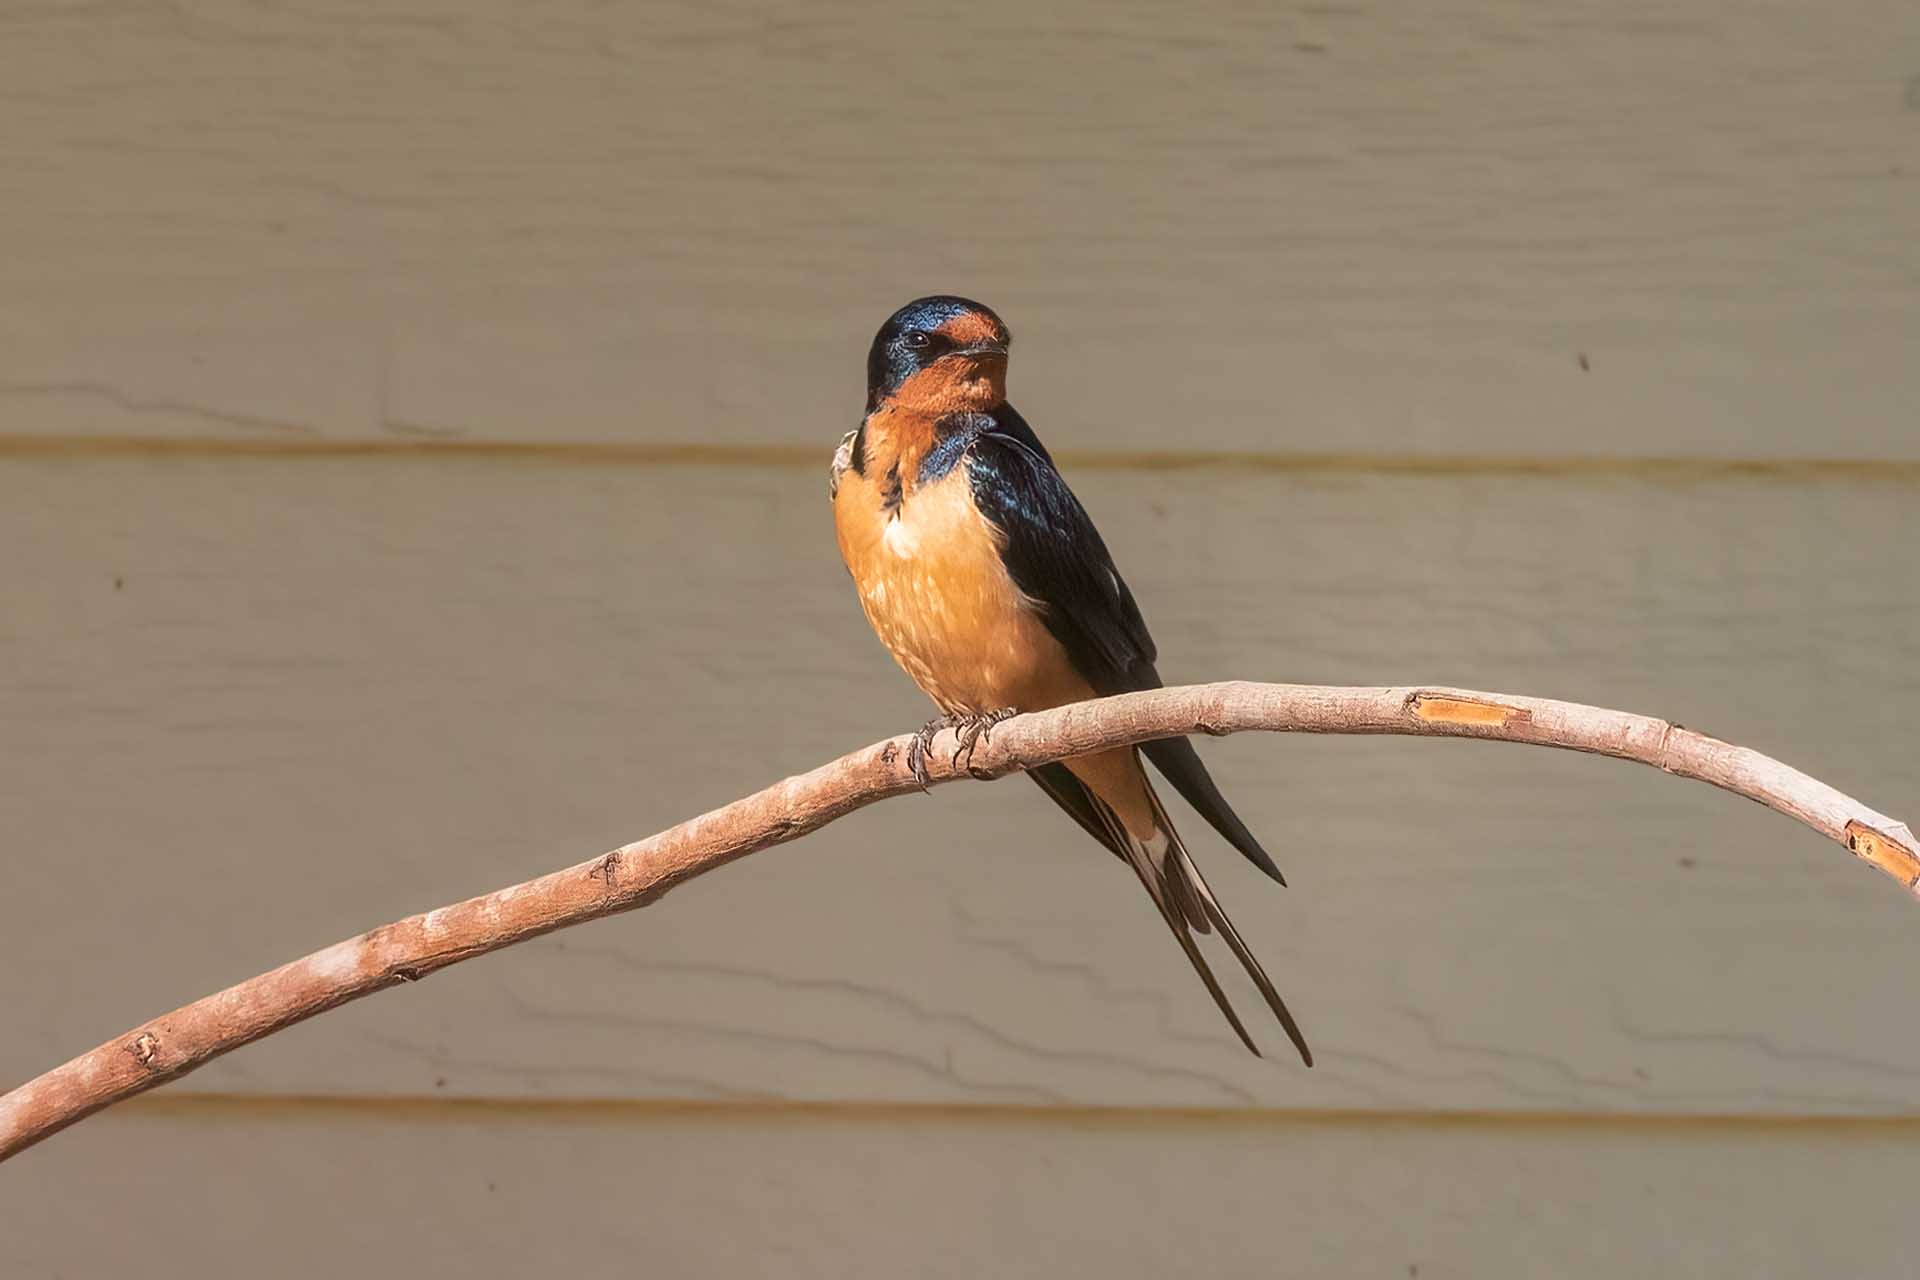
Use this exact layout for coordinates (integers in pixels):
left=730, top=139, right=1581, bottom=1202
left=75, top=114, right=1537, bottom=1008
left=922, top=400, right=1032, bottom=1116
left=3, top=3, right=1915, bottom=1276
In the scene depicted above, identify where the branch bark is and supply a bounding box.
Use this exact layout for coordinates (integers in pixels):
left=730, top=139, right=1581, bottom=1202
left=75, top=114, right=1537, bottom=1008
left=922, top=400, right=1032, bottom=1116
left=2, top=681, right=1913, bottom=1162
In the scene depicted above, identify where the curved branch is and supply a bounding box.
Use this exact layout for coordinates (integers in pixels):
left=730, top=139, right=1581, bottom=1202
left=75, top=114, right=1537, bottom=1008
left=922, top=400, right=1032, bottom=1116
left=2, top=682, right=1913, bottom=1161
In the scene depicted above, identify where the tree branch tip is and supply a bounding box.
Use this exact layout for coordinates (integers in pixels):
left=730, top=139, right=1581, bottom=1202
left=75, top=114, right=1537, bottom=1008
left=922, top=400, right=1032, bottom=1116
left=1844, top=820, right=1920, bottom=889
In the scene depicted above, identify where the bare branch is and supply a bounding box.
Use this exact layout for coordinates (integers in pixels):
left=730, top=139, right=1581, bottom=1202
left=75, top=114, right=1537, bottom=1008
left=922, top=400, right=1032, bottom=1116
left=2, top=682, right=1913, bottom=1162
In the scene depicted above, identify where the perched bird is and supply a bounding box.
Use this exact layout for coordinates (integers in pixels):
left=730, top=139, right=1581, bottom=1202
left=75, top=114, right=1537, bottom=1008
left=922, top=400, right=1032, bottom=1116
left=829, top=295, right=1310, bottom=1063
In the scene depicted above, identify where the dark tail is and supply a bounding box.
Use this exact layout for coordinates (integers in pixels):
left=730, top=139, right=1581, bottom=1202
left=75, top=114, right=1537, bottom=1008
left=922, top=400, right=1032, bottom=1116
left=1141, top=735, right=1287, bottom=887
left=1026, top=760, right=1311, bottom=1064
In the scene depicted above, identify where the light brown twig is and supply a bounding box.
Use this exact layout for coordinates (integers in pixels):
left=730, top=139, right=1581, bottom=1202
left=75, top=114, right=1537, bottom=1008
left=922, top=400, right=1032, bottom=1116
left=2, top=682, right=1912, bottom=1162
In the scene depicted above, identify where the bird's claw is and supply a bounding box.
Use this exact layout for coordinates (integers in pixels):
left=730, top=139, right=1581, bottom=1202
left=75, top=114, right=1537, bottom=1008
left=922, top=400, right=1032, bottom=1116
left=903, top=709, right=1019, bottom=787
left=906, top=714, right=957, bottom=790
left=952, top=707, right=1018, bottom=778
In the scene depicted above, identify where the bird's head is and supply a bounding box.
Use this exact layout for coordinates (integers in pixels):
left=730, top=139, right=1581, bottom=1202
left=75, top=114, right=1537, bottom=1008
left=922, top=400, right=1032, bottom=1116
left=865, top=295, right=1011, bottom=416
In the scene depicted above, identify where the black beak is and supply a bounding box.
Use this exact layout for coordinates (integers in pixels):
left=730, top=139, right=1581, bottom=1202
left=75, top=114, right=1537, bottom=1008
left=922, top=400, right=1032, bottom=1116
left=954, top=338, right=1009, bottom=359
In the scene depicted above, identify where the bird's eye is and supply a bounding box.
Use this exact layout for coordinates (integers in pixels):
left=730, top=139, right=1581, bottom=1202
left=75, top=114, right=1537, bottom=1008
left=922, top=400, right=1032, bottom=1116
left=903, top=331, right=932, bottom=351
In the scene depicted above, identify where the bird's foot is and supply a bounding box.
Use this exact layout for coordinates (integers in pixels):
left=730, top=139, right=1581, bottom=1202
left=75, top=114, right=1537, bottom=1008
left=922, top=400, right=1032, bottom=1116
left=952, top=707, right=1019, bottom=778
left=903, top=709, right=1019, bottom=786
left=906, top=714, right=960, bottom=790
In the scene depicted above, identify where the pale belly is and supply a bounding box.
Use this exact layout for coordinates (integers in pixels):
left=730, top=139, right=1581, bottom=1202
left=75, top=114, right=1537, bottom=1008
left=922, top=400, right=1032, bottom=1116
left=835, top=465, right=1089, bottom=716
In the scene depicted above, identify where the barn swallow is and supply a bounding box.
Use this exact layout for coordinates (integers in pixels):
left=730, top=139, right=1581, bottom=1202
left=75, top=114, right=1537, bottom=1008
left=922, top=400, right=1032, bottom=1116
left=829, top=295, right=1310, bottom=1063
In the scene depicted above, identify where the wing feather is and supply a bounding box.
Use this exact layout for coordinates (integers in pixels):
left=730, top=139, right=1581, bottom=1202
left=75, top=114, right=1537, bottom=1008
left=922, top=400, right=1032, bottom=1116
left=968, top=406, right=1287, bottom=885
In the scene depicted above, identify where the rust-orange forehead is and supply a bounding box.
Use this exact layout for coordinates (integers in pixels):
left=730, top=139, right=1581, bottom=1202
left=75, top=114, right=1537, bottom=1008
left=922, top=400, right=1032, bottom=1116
left=934, top=310, right=1006, bottom=346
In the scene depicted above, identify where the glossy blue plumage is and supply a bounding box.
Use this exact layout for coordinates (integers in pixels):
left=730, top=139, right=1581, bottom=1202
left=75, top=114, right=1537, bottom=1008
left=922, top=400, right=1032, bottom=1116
left=962, top=404, right=1289, bottom=888
left=842, top=294, right=1307, bottom=1063
left=865, top=295, right=1009, bottom=412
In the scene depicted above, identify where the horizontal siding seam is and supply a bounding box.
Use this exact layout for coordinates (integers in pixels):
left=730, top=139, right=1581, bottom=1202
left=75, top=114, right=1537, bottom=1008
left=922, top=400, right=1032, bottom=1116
left=116, top=1093, right=1920, bottom=1132
left=2, top=435, right=1920, bottom=481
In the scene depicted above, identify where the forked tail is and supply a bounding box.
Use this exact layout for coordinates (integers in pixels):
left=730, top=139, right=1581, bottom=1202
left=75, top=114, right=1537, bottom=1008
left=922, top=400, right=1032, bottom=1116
left=1029, top=758, right=1311, bottom=1063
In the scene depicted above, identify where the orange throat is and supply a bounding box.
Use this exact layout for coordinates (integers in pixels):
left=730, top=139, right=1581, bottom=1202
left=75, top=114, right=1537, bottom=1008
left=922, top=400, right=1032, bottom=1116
left=886, top=357, right=1007, bottom=420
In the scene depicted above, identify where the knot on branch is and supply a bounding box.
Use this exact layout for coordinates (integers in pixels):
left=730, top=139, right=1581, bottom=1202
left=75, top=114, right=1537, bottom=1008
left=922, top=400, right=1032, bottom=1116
left=126, top=1033, right=161, bottom=1071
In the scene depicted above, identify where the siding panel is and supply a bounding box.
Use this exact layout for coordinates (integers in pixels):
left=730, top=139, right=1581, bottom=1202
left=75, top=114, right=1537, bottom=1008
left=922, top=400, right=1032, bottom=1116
left=0, top=1, right=1914, bottom=457
left=2, top=1101, right=1916, bottom=1278
left=4, top=455, right=1914, bottom=1112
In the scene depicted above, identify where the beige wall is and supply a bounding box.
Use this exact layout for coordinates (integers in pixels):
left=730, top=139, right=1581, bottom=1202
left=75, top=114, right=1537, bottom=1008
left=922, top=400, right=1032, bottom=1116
left=3, top=2, right=1917, bottom=1276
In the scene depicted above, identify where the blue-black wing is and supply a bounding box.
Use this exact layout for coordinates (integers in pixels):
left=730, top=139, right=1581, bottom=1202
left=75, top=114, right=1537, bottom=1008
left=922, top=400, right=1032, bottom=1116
left=966, top=405, right=1287, bottom=887
left=964, top=406, right=1156, bottom=688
